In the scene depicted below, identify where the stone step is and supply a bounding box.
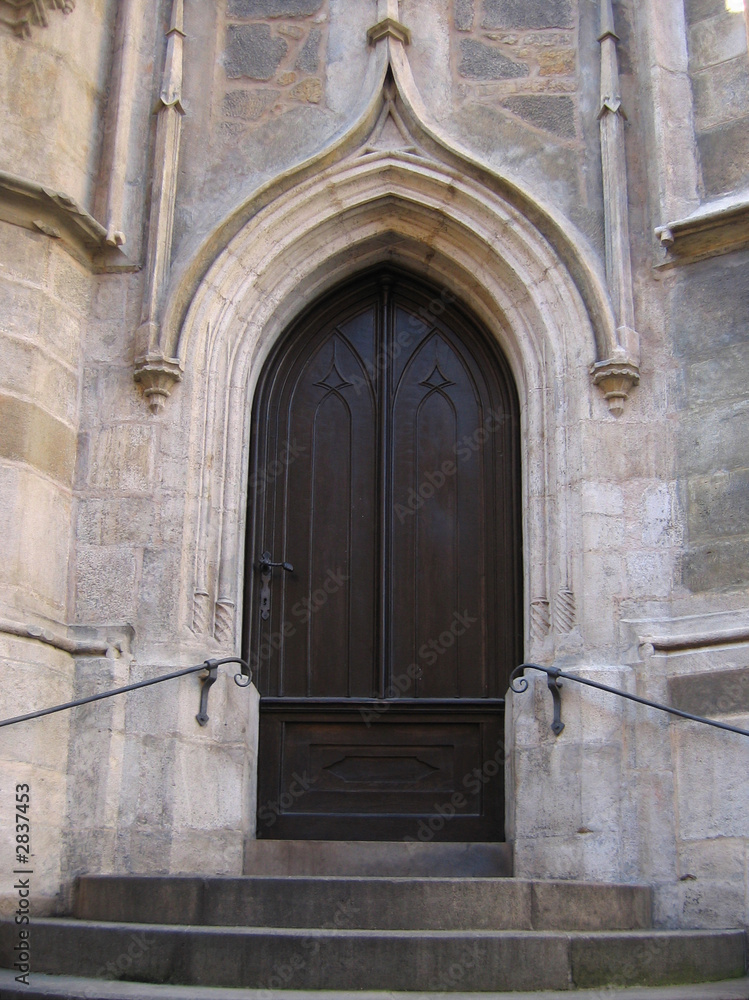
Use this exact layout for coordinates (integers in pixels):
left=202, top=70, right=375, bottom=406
left=73, top=874, right=652, bottom=931
left=243, top=838, right=512, bottom=876
left=1, top=969, right=748, bottom=1000
left=1, top=919, right=744, bottom=992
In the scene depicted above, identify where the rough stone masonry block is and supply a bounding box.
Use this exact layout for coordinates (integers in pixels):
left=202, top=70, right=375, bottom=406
left=698, top=117, right=749, bottom=196
left=685, top=0, right=730, bottom=25
left=683, top=538, right=749, bottom=591
left=501, top=95, right=576, bottom=138
left=688, top=14, right=748, bottom=72
left=458, top=39, right=529, bottom=79
left=225, top=24, right=288, bottom=81
left=692, top=58, right=749, bottom=132
left=482, top=0, right=573, bottom=30
left=455, top=0, right=474, bottom=30
left=688, top=469, right=749, bottom=541
left=295, top=26, right=322, bottom=73
left=670, top=250, right=749, bottom=361
left=228, top=0, right=323, bottom=15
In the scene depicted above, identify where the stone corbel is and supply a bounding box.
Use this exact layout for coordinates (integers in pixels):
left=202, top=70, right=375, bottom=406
left=590, top=358, right=640, bottom=417
left=134, top=353, right=183, bottom=414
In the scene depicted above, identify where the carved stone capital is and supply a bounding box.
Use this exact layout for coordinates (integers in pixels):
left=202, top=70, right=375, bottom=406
left=367, top=17, right=411, bottom=46
left=134, top=354, right=183, bottom=414
left=590, top=359, right=640, bottom=416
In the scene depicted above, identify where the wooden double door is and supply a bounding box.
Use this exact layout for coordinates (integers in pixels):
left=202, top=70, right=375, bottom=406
left=244, top=270, right=522, bottom=841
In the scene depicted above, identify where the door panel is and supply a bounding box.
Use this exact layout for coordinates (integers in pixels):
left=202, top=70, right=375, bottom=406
left=245, top=270, right=521, bottom=841
left=257, top=701, right=505, bottom=841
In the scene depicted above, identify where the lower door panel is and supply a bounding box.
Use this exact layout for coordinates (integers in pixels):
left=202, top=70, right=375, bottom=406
left=257, top=700, right=505, bottom=841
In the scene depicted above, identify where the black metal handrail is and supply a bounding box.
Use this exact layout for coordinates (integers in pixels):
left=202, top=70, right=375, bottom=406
left=510, top=663, right=749, bottom=739
left=0, top=657, right=251, bottom=730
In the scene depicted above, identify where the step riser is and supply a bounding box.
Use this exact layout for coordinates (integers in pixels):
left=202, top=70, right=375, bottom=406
left=74, top=876, right=652, bottom=931
left=2, top=923, right=745, bottom=993
left=243, top=839, right=513, bottom=876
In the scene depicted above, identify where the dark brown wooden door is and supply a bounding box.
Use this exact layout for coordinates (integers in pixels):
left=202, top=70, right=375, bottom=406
left=244, top=270, right=521, bottom=840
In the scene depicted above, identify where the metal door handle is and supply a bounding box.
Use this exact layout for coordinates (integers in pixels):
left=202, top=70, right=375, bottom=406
left=258, top=551, right=293, bottom=620
left=259, top=553, right=294, bottom=575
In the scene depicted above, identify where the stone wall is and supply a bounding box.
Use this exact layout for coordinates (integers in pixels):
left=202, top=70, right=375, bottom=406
left=670, top=249, right=749, bottom=592
left=686, top=0, right=749, bottom=197
left=0, top=0, right=747, bottom=932
left=0, top=0, right=114, bottom=208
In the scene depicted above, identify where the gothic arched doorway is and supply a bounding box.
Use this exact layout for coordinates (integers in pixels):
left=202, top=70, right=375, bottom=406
left=244, top=268, right=522, bottom=840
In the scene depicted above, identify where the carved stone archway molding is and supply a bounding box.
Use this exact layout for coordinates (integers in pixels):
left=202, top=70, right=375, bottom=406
left=150, top=19, right=641, bottom=659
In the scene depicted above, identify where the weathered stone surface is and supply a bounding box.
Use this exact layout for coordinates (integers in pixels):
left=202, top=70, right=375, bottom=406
left=223, top=88, right=279, bottom=121
left=501, top=94, right=576, bottom=137
left=683, top=538, right=749, bottom=591
left=688, top=13, right=748, bottom=71
left=670, top=251, right=749, bottom=360
left=455, top=0, right=474, bottom=30
left=295, top=26, right=322, bottom=73
left=538, top=48, right=576, bottom=76
left=225, top=24, right=288, bottom=81
left=482, top=0, right=574, bottom=30
left=0, top=394, right=76, bottom=484
left=698, top=117, right=749, bottom=196
left=685, top=0, right=730, bottom=24
left=669, top=666, right=749, bottom=716
left=688, top=469, right=749, bottom=540
left=692, top=57, right=749, bottom=132
left=458, top=38, right=529, bottom=79
left=228, top=0, right=323, bottom=15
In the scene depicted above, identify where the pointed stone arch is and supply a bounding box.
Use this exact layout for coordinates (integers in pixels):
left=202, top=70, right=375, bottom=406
left=160, top=44, right=638, bottom=669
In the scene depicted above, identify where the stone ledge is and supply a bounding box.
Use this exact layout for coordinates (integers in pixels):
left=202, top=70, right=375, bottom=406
left=655, top=190, right=749, bottom=267
left=0, top=170, right=138, bottom=274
